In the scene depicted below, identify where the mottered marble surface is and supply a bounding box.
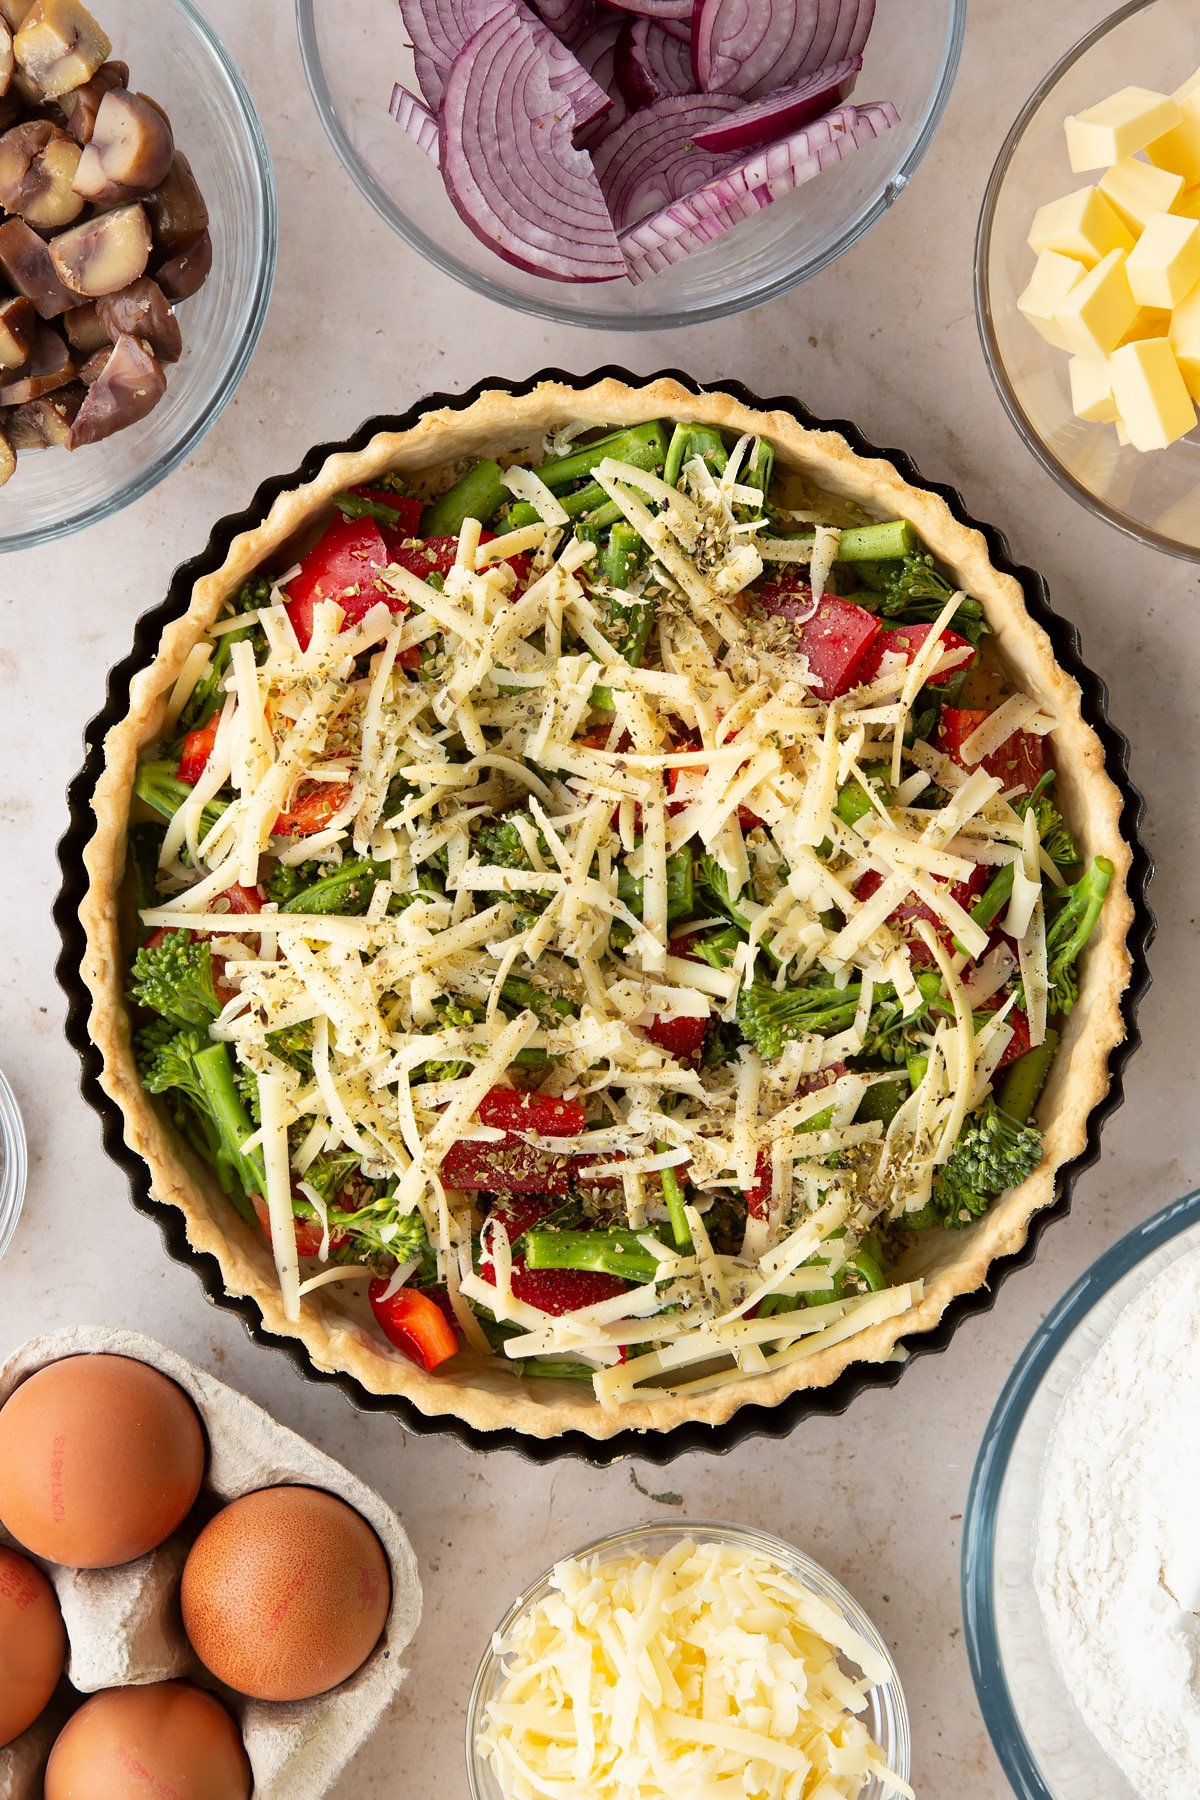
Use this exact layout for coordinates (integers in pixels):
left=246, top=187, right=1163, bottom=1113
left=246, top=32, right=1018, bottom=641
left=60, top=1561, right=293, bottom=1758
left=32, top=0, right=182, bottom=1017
left=0, top=3, right=1190, bottom=1796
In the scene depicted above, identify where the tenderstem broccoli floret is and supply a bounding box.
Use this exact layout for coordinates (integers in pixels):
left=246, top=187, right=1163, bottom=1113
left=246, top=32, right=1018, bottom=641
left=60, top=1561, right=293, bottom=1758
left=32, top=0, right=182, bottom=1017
left=1018, top=856, right=1113, bottom=1015
left=911, top=1097, right=1043, bottom=1230
left=129, top=932, right=221, bottom=1026
left=137, top=1027, right=263, bottom=1221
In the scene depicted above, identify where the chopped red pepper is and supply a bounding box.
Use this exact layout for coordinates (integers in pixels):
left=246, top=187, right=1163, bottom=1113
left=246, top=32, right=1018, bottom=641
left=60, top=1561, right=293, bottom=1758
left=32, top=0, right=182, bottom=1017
left=478, top=1196, right=628, bottom=1315
left=440, top=1136, right=575, bottom=1194
left=938, top=705, right=1045, bottom=796
left=855, top=864, right=987, bottom=964
left=345, top=486, right=423, bottom=548
left=217, top=883, right=264, bottom=914
left=474, top=1086, right=586, bottom=1137
left=756, top=580, right=881, bottom=700
left=285, top=515, right=395, bottom=650
left=388, top=531, right=532, bottom=592
left=743, top=1150, right=772, bottom=1219
left=369, top=1278, right=459, bottom=1370
left=643, top=1012, right=708, bottom=1060
left=251, top=1193, right=347, bottom=1260
left=979, top=993, right=1032, bottom=1069
left=856, top=622, right=975, bottom=689
left=178, top=718, right=219, bottom=784
left=272, top=781, right=354, bottom=838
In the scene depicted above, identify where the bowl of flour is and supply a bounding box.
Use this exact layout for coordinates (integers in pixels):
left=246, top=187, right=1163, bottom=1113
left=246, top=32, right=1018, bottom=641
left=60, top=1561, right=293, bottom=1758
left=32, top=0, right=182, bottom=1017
left=962, top=1188, right=1200, bottom=1800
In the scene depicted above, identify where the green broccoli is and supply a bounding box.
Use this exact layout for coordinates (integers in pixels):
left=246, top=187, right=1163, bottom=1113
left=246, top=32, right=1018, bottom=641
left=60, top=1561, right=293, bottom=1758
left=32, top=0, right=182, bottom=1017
left=137, top=1028, right=262, bottom=1221
left=266, top=860, right=321, bottom=905
left=129, top=932, right=221, bottom=1026
left=1015, top=776, right=1080, bottom=873
left=129, top=822, right=167, bottom=926
left=737, top=971, right=943, bottom=1062
left=133, top=760, right=228, bottom=843
left=299, top=1150, right=360, bottom=1204
left=277, top=859, right=386, bottom=916
left=909, top=1097, right=1043, bottom=1230
left=475, top=814, right=550, bottom=870
left=856, top=553, right=989, bottom=645
left=330, top=1195, right=435, bottom=1271
left=265, top=1019, right=315, bottom=1073
left=1017, top=856, right=1113, bottom=1015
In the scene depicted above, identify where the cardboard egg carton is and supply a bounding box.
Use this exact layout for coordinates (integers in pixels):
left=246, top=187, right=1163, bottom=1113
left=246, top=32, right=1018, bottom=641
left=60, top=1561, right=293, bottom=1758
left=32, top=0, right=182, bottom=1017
left=0, top=1327, right=422, bottom=1800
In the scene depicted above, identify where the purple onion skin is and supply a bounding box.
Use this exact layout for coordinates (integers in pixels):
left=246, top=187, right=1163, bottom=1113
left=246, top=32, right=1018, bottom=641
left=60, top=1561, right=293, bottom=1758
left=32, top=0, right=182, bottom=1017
left=691, top=55, right=861, bottom=152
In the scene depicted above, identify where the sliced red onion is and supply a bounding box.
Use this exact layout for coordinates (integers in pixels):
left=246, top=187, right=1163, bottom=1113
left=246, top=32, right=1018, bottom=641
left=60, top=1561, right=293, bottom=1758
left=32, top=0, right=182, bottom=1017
left=440, top=13, right=627, bottom=281
left=399, top=0, right=609, bottom=126
left=614, top=18, right=695, bottom=109
left=389, top=83, right=440, bottom=164
left=691, top=56, right=860, bottom=152
left=571, top=15, right=627, bottom=146
left=693, top=0, right=860, bottom=99
left=619, top=100, right=899, bottom=279
left=593, top=93, right=739, bottom=229
left=534, top=0, right=594, bottom=38
left=603, top=0, right=692, bottom=19
left=826, top=0, right=875, bottom=63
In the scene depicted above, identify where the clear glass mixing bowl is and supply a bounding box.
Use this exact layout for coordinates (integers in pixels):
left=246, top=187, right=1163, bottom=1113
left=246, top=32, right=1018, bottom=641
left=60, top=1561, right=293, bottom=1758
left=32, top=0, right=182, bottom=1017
left=297, top=0, right=965, bottom=329
left=0, top=1068, right=28, bottom=1261
left=962, top=1187, right=1200, bottom=1798
left=0, top=0, right=277, bottom=553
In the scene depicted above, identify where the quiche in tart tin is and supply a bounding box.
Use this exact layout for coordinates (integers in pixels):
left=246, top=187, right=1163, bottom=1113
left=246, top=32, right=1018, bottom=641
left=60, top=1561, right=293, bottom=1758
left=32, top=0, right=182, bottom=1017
left=76, top=374, right=1136, bottom=1443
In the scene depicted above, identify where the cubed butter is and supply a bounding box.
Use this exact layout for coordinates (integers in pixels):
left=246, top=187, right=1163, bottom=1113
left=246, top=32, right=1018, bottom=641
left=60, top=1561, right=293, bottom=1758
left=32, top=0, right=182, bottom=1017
left=1065, top=86, right=1181, bottom=170
left=1068, top=355, right=1119, bottom=423
left=1126, top=212, right=1200, bottom=307
left=1017, top=249, right=1086, bottom=349
left=1053, top=249, right=1138, bottom=356
left=1122, top=306, right=1174, bottom=345
left=1146, top=67, right=1200, bottom=181
left=1107, top=338, right=1197, bottom=449
left=1099, top=157, right=1184, bottom=231
left=1168, top=279, right=1200, bottom=403
left=1174, top=186, right=1200, bottom=221
left=1028, top=186, right=1135, bottom=265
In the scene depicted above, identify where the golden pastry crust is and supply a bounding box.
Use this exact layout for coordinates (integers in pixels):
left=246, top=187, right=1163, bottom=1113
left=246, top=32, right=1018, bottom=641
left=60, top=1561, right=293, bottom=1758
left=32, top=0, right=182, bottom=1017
left=79, top=376, right=1135, bottom=1440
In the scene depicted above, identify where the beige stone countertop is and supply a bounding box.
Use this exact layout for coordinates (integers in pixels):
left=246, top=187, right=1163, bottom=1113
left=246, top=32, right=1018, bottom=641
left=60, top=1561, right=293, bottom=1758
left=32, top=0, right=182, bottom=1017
left=0, top=2, right=1187, bottom=1796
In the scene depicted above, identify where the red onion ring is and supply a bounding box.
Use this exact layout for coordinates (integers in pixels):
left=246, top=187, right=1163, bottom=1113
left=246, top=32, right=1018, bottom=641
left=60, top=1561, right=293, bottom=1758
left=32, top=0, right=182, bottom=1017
left=691, top=56, right=861, bottom=153
left=388, top=83, right=440, bottom=164
left=593, top=93, right=739, bottom=229
left=693, top=0, right=855, bottom=99
left=614, top=17, right=696, bottom=109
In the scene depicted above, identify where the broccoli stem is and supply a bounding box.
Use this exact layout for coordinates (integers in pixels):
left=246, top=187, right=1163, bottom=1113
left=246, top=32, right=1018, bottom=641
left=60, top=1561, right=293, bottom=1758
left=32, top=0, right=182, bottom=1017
left=657, top=1149, right=691, bottom=1250
left=837, top=520, right=919, bottom=563
left=742, top=438, right=774, bottom=505
left=602, top=520, right=643, bottom=588
left=953, top=863, right=1015, bottom=954
left=521, top=1227, right=658, bottom=1284
left=133, top=762, right=228, bottom=852
left=279, top=859, right=386, bottom=916
left=192, top=1043, right=263, bottom=1225
left=505, top=501, right=540, bottom=530
left=855, top=1077, right=908, bottom=1127
left=332, top=489, right=408, bottom=529
left=421, top=459, right=508, bottom=536
left=618, top=848, right=694, bottom=922
left=663, top=422, right=728, bottom=488
left=534, top=421, right=667, bottom=493
left=997, top=1030, right=1059, bottom=1123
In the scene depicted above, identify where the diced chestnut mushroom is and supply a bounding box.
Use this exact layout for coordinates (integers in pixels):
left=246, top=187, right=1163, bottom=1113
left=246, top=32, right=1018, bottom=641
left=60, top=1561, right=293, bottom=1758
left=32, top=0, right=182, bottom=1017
left=0, top=118, right=82, bottom=226
left=96, top=275, right=179, bottom=363
left=59, top=54, right=124, bottom=143
left=6, top=376, right=80, bottom=445
left=72, top=86, right=171, bottom=202
left=61, top=295, right=104, bottom=350
left=76, top=339, right=104, bottom=381
left=0, top=293, right=35, bottom=366
left=0, top=215, right=75, bottom=315
left=0, top=20, right=12, bottom=97
left=0, top=421, right=14, bottom=485
left=145, top=148, right=207, bottom=252
left=154, top=226, right=210, bottom=302
left=13, top=0, right=110, bottom=101
left=66, top=330, right=163, bottom=447
left=49, top=200, right=149, bottom=296
left=0, top=316, right=72, bottom=401
left=0, top=0, right=31, bottom=31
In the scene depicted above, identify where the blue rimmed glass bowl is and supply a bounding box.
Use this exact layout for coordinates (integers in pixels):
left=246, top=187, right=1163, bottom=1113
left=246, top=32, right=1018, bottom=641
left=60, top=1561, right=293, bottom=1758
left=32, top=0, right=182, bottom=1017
left=962, top=1188, right=1200, bottom=1798
left=296, top=0, right=964, bottom=329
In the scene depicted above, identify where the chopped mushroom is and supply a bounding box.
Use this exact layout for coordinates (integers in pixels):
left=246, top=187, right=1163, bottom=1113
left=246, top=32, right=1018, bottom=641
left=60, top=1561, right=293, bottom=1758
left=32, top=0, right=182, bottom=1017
left=0, top=0, right=32, bottom=27
left=49, top=199, right=149, bottom=295
left=0, top=117, right=82, bottom=226
left=95, top=274, right=179, bottom=362
left=0, top=293, right=36, bottom=367
left=154, top=225, right=210, bottom=302
left=61, top=295, right=106, bottom=350
left=66, top=329, right=162, bottom=446
left=12, top=0, right=110, bottom=101
left=144, top=147, right=207, bottom=251
left=0, top=316, right=73, bottom=402
left=72, top=84, right=170, bottom=201
left=6, top=378, right=80, bottom=445
left=0, top=214, right=75, bottom=315
left=59, top=53, right=123, bottom=141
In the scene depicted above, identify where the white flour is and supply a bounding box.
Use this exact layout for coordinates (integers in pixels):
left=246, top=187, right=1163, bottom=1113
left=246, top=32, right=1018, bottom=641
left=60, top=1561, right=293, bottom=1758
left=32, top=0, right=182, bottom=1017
left=1035, top=1242, right=1200, bottom=1799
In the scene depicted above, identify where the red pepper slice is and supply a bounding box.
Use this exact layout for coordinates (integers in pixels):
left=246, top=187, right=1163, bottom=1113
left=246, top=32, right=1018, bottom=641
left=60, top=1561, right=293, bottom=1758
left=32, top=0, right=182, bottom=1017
left=756, top=580, right=881, bottom=700
left=474, top=1087, right=587, bottom=1136
left=369, top=1278, right=459, bottom=1370
left=743, top=1150, right=772, bottom=1220
left=856, top=622, right=975, bottom=689
left=345, top=486, right=423, bottom=547
left=643, top=1013, right=708, bottom=1060
left=272, top=781, right=354, bottom=838
left=251, top=1193, right=348, bottom=1260
left=389, top=531, right=532, bottom=592
left=855, top=864, right=987, bottom=964
left=937, top=706, right=1045, bottom=797
left=478, top=1196, right=628, bottom=1316
left=440, top=1136, right=575, bottom=1195
left=178, top=718, right=219, bottom=785
left=979, top=993, right=1032, bottom=1069
left=218, top=883, right=264, bottom=914
left=284, top=515, right=395, bottom=650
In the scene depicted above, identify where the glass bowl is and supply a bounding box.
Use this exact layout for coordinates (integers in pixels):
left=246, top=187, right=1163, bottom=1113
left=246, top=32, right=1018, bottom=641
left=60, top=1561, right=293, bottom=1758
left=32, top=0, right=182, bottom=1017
left=296, top=0, right=964, bottom=329
left=465, top=1519, right=912, bottom=1797
left=0, top=1068, right=27, bottom=1261
left=0, top=0, right=277, bottom=554
left=962, top=1187, right=1200, bottom=1798
left=976, top=0, right=1200, bottom=562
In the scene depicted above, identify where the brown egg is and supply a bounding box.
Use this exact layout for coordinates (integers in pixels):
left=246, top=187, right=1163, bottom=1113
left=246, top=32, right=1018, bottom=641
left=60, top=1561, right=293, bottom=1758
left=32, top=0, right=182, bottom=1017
left=181, top=1485, right=391, bottom=1701
left=0, top=1354, right=206, bottom=1568
left=44, top=1681, right=250, bottom=1800
left=0, top=1545, right=65, bottom=1747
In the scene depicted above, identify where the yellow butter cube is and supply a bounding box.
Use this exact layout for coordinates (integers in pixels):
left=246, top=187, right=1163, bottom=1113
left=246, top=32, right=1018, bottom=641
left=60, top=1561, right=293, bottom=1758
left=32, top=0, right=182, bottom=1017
left=1053, top=249, right=1138, bottom=356
left=1121, top=306, right=1173, bottom=344
left=1068, top=355, right=1119, bottom=423
left=1065, top=86, right=1182, bottom=171
left=1099, top=157, right=1184, bottom=231
left=1168, top=279, right=1200, bottom=403
left=1126, top=212, right=1200, bottom=307
left=1028, top=187, right=1135, bottom=265
left=1146, top=68, right=1200, bottom=181
left=1174, top=186, right=1200, bottom=221
left=1017, top=249, right=1086, bottom=349
left=1107, top=338, right=1197, bottom=449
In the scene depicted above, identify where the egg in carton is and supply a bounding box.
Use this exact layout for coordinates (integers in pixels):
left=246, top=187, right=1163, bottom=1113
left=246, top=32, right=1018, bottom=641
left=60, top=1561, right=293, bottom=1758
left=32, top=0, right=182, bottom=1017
left=0, top=1326, right=422, bottom=1800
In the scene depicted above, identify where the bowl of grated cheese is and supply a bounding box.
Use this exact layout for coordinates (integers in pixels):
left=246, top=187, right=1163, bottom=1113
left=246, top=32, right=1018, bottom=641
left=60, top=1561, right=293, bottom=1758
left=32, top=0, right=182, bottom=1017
left=466, top=1521, right=912, bottom=1800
